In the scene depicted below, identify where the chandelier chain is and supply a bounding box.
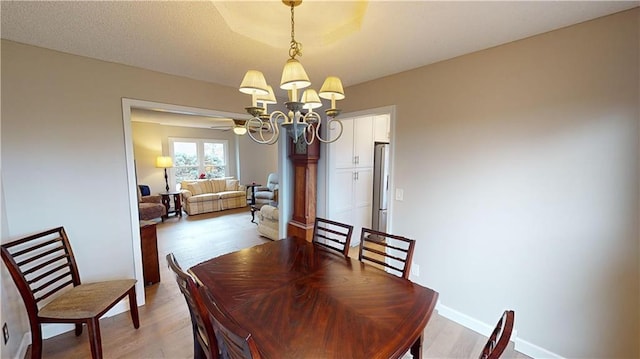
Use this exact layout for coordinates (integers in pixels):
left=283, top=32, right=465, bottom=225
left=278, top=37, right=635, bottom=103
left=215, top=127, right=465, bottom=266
left=289, top=2, right=302, bottom=59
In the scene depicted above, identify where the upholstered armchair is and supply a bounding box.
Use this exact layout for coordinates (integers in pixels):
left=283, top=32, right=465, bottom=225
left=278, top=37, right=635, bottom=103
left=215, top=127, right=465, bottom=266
left=138, top=185, right=166, bottom=221
left=255, top=173, right=279, bottom=204
left=257, top=204, right=279, bottom=240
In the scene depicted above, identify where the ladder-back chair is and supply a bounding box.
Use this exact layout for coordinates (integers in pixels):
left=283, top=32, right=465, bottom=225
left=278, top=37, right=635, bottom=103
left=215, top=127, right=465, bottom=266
left=480, top=310, right=515, bottom=359
left=0, top=226, right=139, bottom=359
left=166, top=253, right=219, bottom=359
left=199, top=286, right=262, bottom=359
left=358, top=228, right=416, bottom=279
left=312, top=217, right=354, bottom=257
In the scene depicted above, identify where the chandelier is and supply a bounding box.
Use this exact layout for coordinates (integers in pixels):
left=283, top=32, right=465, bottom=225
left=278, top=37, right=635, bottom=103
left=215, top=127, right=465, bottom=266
left=238, top=0, right=345, bottom=145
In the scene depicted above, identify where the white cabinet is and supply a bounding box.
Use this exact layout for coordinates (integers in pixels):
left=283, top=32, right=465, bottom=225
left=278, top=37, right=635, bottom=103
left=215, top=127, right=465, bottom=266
left=328, top=116, right=375, bottom=245
left=373, top=114, right=390, bottom=143
left=332, top=116, right=374, bottom=169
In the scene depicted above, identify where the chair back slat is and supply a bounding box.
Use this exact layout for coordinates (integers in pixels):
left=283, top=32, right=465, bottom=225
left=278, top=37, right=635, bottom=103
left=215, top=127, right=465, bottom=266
left=479, top=310, right=515, bottom=359
left=358, top=228, right=416, bottom=279
left=29, top=262, right=71, bottom=284
left=312, top=217, right=354, bottom=257
left=12, top=236, right=62, bottom=258
left=35, top=280, right=75, bottom=302
left=22, top=251, right=69, bottom=277
left=166, top=253, right=219, bottom=359
left=1, top=227, right=81, bottom=312
left=199, top=287, right=262, bottom=359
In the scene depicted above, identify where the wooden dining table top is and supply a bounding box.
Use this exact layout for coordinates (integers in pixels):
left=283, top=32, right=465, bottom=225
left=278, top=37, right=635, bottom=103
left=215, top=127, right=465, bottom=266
left=189, top=236, right=439, bottom=359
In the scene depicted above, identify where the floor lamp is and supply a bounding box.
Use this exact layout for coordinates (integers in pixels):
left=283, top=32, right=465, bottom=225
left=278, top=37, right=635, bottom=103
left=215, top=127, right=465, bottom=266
left=156, top=156, right=173, bottom=192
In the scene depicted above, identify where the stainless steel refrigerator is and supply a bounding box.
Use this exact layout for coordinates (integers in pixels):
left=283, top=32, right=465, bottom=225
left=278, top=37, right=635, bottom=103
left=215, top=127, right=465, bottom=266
left=372, top=142, right=390, bottom=233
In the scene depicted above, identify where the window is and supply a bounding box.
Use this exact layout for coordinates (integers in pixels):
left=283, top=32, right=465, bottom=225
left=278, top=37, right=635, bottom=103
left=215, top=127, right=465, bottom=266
left=169, top=138, right=229, bottom=184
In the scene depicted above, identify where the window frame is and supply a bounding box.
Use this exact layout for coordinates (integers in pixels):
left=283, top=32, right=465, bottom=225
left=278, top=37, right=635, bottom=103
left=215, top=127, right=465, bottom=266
left=168, top=137, right=230, bottom=187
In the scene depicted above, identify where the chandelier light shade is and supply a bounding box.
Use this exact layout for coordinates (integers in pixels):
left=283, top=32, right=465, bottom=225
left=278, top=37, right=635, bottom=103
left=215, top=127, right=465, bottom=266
left=280, top=59, right=311, bottom=92
left=239, top=70, right=269, bottom=95
left=257, top=85, right=277, bottom=106
left=237, top=0, right=345, bottom=145
left=301, top=89, right=322, bottom=110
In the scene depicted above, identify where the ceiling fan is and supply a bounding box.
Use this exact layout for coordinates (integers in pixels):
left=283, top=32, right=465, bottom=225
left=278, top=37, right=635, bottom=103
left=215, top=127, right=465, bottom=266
left=209, top=119, right=273, bottom=135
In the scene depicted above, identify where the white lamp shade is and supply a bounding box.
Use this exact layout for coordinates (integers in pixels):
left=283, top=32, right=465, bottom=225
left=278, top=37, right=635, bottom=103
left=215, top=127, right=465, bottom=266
left=233, top=126, right=248, bottom=135
left=301, top=89, right=322, bottom=110
left=280, top=59, right=311, bottom=90
left=156, top=156, right=173, bottom=168
left=257, top=85, right=277, bottom=105
left=239, top=70, right=269, bottom=95
left=319, top=76, right=345, bottom=100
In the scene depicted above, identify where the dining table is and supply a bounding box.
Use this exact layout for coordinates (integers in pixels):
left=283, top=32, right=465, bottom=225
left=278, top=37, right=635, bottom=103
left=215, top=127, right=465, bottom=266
left=189, top=236, right=439, bottom=359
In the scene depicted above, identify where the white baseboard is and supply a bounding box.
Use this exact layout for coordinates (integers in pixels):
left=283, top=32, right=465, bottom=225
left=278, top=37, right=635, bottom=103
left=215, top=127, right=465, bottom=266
left=514, top=337, right=564, bottom=359
left=15, top=333, right=30, bottom=359
left=435, top=302, right=563, bottom=359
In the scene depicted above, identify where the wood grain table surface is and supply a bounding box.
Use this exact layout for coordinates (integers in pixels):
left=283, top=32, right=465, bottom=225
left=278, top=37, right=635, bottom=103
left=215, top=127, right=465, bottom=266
left=190, top=236, right=439, bottom=359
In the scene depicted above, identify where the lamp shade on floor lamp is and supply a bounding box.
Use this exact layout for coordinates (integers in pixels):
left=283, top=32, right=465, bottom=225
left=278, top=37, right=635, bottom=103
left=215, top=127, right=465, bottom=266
left=156, top=156, right=173, bottom=192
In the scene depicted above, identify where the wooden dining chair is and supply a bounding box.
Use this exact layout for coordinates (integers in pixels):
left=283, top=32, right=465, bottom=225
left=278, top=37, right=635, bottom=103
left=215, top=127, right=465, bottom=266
left=199, top=286, right=262, bottom=359
left=312, top=217, right=354, bottom=257
left=479, top=310, right=515, bottom=359
left=0, top=226, right=139, bottom=359
left=358, top=228, right=416, bottom=279
left=166, top=253, right=219, bottom=359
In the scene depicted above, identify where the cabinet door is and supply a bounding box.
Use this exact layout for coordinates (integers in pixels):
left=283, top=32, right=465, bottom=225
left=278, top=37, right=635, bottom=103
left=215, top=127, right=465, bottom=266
left=373, top=114, right=390, bottom=143
left=329, top=168, right=355, bottom=215
left=354, top=116, right=374, bottom=168
left=354, top=168, right=373, bottom=209
left=331, top=118, right=355, bottom=169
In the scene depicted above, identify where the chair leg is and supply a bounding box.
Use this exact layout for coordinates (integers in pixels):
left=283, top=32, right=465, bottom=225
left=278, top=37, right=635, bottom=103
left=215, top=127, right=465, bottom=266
left=75, top=323, right=83, bottom=336
left=128, top=287, right=140, bottom=328
left=29, top=323, right=43, bottom=359
left=86, top=318, right=103, bottom=359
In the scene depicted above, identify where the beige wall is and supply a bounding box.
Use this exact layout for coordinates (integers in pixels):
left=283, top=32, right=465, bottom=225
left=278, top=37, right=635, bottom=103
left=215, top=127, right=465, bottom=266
left=0, top=39, right=255, bottom=355
left=342, top=9, right=639, bottom=358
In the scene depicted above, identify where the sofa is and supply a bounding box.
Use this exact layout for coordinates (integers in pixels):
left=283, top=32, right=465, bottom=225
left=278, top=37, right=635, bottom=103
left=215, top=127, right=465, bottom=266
left=255, top=173, right=278, bottom=204
left=257, top=204, right=279, bottom=240
left=180, top=178, right=246, bottom=215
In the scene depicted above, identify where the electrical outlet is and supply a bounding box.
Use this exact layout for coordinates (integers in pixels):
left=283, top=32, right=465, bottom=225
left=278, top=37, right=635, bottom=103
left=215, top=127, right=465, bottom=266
left=412, top=263, right=420, bottom=277
left=3, top=322, right=9, bottom=345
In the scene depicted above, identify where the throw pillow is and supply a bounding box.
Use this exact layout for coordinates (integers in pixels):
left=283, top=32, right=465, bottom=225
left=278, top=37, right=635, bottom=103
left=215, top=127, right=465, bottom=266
left=226, top=179, right=239, bottom=191
left=211, top=179, right=227, bottom=193
left=187, top=182, right=204, bottom=195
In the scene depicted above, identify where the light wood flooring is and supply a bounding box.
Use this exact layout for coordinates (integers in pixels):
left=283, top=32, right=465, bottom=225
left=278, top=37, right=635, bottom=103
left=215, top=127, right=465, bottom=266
left=29, top=208, right=529, bottom=358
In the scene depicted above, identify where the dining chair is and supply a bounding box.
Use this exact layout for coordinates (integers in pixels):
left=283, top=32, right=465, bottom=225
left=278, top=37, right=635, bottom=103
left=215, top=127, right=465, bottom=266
left=166, top=253, right=220, bottom=359
left=312, top=217, right=354, bottom=257
left=199, top=286, right=263, bottom=359
left=479, top=310, right=515, bottom=359
left=358, top=228, right=416, bottom=279
left=0, top=226, right=139, bottom=359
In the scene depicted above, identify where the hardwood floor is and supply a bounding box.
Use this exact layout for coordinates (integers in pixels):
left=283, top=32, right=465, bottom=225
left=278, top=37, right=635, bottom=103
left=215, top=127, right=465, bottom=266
left=29, top=208, right=528, bottom=358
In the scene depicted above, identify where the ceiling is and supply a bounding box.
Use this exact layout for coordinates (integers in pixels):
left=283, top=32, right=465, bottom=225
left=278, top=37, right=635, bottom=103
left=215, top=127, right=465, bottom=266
left=2, top=1, right=637, bottom=127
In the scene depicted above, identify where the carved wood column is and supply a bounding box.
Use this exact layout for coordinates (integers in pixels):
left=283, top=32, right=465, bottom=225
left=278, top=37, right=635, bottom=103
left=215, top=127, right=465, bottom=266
left=287, top=139, right=320, bottom=242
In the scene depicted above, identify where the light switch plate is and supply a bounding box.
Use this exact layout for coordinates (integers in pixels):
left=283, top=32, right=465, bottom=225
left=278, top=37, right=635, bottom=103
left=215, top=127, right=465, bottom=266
left=395, top=188, right=404, bottom=201
left=412, top=263, right=420, bottom=277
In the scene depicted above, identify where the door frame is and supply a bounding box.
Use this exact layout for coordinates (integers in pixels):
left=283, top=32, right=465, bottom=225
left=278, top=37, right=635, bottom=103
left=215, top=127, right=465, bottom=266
left=317, top=105, right=396, bottom=239
left=121, top=98, right=249, bottom=304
